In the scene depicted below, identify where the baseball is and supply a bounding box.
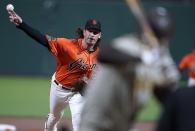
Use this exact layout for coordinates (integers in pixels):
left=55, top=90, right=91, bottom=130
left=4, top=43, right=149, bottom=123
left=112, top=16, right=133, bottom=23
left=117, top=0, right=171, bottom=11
left=6, top=4, right=14, bottom=11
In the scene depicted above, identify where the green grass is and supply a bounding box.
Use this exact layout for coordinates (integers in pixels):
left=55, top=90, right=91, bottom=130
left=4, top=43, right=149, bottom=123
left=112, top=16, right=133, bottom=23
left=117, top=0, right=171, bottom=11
left=136, top=96, right=162, bottom=121
left=0, top=76, right=71, bottom=118
left=1, top=76, right=184, bottom=121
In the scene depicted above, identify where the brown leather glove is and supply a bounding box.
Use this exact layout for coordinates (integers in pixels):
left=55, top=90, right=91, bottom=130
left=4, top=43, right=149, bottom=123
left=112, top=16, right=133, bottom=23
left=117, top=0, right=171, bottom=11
left=71, top=80, right=87, bottom=96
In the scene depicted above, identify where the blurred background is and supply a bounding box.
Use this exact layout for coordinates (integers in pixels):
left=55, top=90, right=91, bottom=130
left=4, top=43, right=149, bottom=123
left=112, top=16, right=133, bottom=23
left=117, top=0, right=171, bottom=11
left=0, top=0, right=195, bottom=130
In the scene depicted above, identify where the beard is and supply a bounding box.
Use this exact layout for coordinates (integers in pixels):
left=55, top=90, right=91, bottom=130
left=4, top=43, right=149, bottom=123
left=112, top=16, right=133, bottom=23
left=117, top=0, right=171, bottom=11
left=87, top=38, right=96, bottom=46
left=87, top=41, right=95, bottom=46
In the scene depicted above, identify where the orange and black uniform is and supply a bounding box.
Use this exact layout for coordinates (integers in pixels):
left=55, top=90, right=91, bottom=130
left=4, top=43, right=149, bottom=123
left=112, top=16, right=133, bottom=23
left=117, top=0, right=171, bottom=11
left=179, top=53, right=195, bottom=79
left=17, top=22, right=99, bottom=88
left=16, top=20, right=101, bottom=131
left=46, top=36, right=99, bottom=88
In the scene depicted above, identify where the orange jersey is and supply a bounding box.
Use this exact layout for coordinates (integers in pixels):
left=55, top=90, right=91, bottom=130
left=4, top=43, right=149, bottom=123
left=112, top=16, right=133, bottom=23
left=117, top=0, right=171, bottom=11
left=46, top=35, right=99, bottom=88
left=179, top=53, right=195, bottom=78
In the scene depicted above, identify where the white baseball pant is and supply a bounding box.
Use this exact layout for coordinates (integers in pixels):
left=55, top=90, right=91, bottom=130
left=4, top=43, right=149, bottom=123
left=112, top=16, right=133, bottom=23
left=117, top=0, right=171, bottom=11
left=45, top=73, right=84, bottom=131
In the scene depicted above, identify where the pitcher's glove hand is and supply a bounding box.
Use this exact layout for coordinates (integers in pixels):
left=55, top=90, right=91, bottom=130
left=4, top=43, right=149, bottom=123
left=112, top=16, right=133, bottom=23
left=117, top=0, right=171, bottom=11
left=72, top=80, right=87, bottom=96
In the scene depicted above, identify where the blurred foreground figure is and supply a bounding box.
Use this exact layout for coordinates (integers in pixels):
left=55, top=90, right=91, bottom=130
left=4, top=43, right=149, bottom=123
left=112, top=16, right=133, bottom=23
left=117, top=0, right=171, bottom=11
left=156, top=86, right=195, bottom=131
left=79, top=7, right=180, bottom=131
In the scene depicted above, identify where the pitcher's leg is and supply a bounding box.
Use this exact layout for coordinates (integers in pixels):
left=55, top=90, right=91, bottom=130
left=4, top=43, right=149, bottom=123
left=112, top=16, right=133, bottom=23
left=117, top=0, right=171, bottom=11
left=45, top=78, right=72, bottom=131
left=69, top=93, right=84, bottom=131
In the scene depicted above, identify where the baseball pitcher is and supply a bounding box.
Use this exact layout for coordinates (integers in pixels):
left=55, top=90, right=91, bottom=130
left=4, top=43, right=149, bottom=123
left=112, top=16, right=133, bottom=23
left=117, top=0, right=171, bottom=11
left=7, top=6, right=102, bottom=131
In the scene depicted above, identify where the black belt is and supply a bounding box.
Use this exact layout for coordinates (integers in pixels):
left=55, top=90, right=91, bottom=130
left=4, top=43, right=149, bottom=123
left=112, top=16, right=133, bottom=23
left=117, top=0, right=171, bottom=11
left=54, top=80, right=73, bottom=91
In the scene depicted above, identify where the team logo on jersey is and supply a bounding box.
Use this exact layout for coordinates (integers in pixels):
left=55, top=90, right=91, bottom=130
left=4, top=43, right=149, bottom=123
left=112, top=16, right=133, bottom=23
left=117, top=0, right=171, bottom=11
left=48, top=35, right=57, bottom=42
left=69, top=58, right=96, bottom=71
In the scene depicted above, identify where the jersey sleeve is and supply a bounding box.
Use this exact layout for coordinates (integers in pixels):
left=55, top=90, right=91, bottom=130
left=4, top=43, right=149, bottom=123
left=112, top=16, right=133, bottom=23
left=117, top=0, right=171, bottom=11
left=46, top=35, right=59, bottom=56
left=179, top=55, right=189, bottom=71
left=45, top=35, right=70, bottom=56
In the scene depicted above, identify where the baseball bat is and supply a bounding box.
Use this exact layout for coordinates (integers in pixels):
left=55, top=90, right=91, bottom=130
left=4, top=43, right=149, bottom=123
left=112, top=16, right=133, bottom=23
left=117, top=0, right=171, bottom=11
left=125, top=0, right=160, bottom=48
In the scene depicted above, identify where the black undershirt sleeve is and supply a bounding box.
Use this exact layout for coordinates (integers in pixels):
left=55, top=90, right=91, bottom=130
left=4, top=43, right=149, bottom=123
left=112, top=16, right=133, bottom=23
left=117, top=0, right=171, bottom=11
left=17, top=22, right=50, bottom=49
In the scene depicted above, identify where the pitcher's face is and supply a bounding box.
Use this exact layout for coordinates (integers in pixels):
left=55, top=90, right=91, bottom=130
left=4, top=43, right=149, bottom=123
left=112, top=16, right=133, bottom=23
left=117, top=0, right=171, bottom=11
left=83, top=28, right=101, bottom=46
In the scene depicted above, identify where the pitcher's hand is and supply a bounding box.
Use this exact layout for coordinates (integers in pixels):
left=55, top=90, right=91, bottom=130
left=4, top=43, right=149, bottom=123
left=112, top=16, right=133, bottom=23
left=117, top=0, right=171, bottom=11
left=8, top=10, right=22, bottom=26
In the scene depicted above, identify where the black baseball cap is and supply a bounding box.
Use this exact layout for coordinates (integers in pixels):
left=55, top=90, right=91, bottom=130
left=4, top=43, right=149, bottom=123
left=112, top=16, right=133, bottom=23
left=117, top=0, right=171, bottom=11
left=85, top=19, right=101, bottom=32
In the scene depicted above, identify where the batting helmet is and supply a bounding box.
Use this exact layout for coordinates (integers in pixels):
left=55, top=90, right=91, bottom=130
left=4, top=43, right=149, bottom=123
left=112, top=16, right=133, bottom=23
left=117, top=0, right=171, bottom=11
left=146, top=7, right=175, bottom=40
